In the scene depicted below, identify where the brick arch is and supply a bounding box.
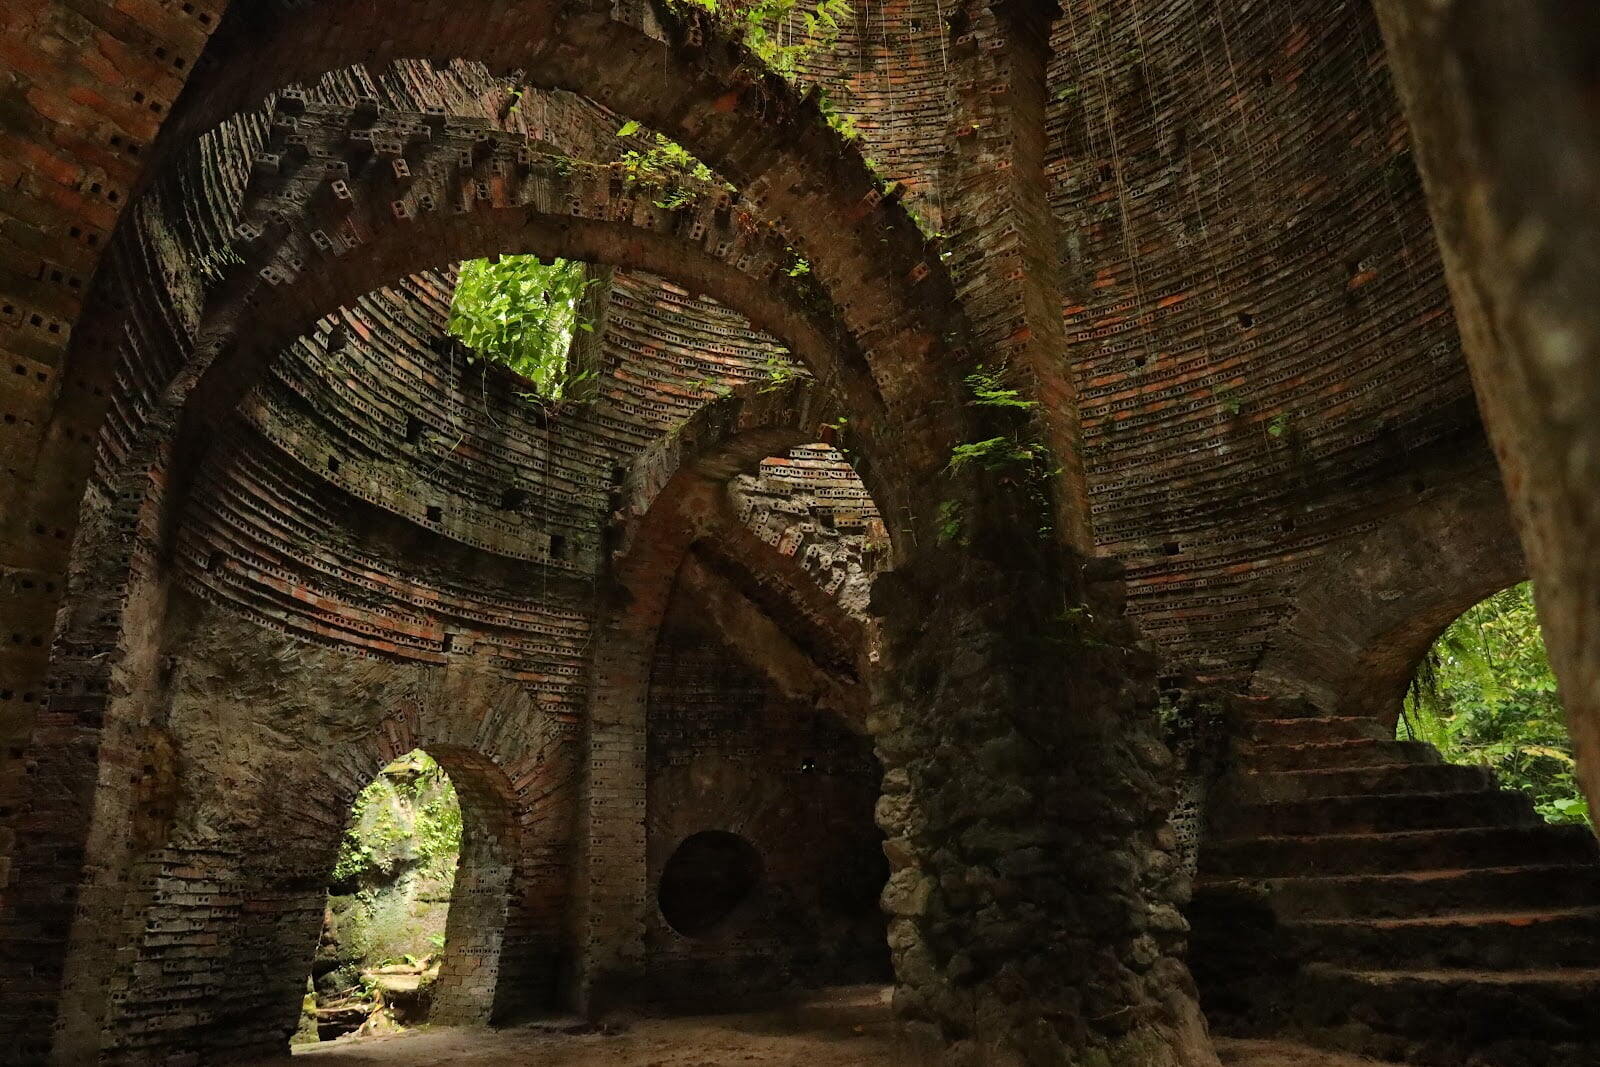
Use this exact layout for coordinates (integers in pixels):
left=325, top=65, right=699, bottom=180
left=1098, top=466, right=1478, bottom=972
left=582, top=377, right=883, bottom=1007
left=65, top=84, right=921, bottom=555
left=50, top=643, right=578, bottom=1062
left=141, top=0, right=975, bottom=475
left=1252, top=461, right=1527, bottom=724
left=341, top=728, right=530, bottom=1027
left=180, top=167, right=895, bottom=510
left=366, top=663, right=582, bottom=1023
left=619, top=378, right=846, bottom=531
left=625, top=380, right=873, bottom=724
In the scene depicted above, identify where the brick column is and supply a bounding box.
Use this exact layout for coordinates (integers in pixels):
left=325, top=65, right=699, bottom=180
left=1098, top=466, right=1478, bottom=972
left=575, top=482, right=705, bottom=1013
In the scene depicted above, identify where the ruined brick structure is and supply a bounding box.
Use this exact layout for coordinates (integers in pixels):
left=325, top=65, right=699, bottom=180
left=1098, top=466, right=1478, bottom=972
left=3, top=1, right=1600, bottom=1064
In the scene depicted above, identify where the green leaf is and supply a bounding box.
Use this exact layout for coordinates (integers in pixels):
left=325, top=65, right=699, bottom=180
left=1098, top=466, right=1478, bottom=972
left=1402, top=581, right=1585, bottom=826
left=447, top=256, right=592, bottom=399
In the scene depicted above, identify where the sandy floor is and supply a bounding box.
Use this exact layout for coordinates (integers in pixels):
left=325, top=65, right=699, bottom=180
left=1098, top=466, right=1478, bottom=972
left=254, top=988, right=1406, bottom=1066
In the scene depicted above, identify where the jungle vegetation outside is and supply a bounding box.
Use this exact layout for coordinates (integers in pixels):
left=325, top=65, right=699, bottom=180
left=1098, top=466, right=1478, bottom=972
left=1401, top=582, right=1590, bottom=825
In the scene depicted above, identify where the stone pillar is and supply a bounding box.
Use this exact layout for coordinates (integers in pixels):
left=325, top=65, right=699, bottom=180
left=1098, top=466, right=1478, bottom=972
left=1370, top=1, right=1600, bottom=819
left=575, top=610, right=654, bottom=1012
left=868, top=542, right=1217, bottom=1066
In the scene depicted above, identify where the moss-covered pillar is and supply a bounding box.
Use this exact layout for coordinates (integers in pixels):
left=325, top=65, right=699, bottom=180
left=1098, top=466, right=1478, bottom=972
left=868, top=529, right=1217, bottom=1065
left=1370, top=2, right=1600, bottom=822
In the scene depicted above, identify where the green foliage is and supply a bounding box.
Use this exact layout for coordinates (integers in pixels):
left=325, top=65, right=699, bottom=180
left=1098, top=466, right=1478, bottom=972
left=943, top=365, right=1059, bottom=541
left=332, top=751, right=463, bottom=883
left=948, top=367, right=1044, bottom=472
left=760, top=356, right=803, bottom=391
left=664, top=0, right=864, bottom=149
left=945, top=436, right=1043, bottom=475
left=673, top=0, right=851, bottom=79
left=964, top=366, right=1038, bottom=411
left=616, top=125, right=716, bottom=193
left=1401, top=582, right=1589, bottom=825
left=936, top=498, right=967, bottom=547
left=446, top=257, right=595, bottom=399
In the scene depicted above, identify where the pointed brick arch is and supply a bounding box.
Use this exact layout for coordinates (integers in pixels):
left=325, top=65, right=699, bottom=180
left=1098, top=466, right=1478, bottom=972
left=581, top=377, right=880, bottom=1006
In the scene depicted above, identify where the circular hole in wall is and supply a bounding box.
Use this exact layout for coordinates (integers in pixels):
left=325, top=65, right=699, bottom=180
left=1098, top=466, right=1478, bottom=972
left=658, top=830, right=762, bottom=938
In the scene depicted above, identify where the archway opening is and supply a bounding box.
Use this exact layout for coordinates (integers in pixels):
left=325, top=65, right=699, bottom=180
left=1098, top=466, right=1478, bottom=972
left=630, top=432, right=893, bottom=1006
left=299, top=750, right=463, bottom=1043
left=1399, top=582, right=1590, bottom=825
left=658, top=830, right=764, bottom=938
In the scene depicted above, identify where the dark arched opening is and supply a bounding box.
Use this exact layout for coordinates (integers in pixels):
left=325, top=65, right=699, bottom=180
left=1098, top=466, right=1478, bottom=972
left=636, top=438, right=892, bottom=1004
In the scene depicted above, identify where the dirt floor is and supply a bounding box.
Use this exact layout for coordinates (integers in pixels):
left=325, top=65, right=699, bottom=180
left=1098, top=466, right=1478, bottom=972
left=1213, top=1037, right=1408, bottom=1067
left=255, top=986, right=1413, bottom=1067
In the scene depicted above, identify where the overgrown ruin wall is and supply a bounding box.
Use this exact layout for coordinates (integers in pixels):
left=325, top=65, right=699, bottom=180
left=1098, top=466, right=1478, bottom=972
left=56, top=590, right=570, bottom=1062
left=0, top=1, right=1562, bottom=1063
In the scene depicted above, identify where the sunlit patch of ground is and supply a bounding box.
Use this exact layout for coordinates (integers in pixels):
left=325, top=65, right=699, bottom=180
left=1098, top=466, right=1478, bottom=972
left=253, top=986, right=1412, bottom=1067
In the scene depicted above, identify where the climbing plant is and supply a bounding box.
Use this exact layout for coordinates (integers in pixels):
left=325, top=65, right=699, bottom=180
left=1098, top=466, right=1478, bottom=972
left=617, top=0, right=868, bottom=187
left=672, top=0, right=852, bottom=78
left=446, top=256, right=595, bottom=399
left=937, top=366, right=1058, bottom=546
left=1401, top=582, right=1589, bottom=825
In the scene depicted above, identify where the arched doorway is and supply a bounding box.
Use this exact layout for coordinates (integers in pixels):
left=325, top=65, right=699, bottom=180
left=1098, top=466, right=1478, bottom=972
left=302, top=750, right=464, bottom=1042
left=639, top=439, right=892, bottom=1003
left=304, top=744, right=521, bottom=1045
left=1400, top=582, right=1589, bottom=826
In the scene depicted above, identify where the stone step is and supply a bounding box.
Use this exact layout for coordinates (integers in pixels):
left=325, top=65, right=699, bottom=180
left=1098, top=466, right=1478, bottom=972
left=1223, top=788, right=1536, bottom=837
left=1225, top=695, right=1328, bottom=721
left=1202, top=863, right=1600, bottom=920
left=1200, top=824, right=1600, bottom=879
left=1285, top=907, right=1600, bottom=971
left=1295, top=963, right=1600, bottom=1049
left=1235, top=762, right=1494, bottom=803
left=1244, top=717, right=1393, bottom=744
left=1238, top=739, right=1438, bottom=772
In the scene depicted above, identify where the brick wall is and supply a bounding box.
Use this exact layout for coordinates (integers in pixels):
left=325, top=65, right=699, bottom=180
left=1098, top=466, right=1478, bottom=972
left=644, top=601, right=888, bottom=997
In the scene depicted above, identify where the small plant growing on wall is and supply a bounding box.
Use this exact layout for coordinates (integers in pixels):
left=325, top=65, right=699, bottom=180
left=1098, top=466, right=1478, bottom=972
left=939, top=365, right=1060, bottom=545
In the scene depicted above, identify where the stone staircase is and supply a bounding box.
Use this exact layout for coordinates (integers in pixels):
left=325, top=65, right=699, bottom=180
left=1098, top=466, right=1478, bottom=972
left=1189, top=694, right=1600, bottom=1066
